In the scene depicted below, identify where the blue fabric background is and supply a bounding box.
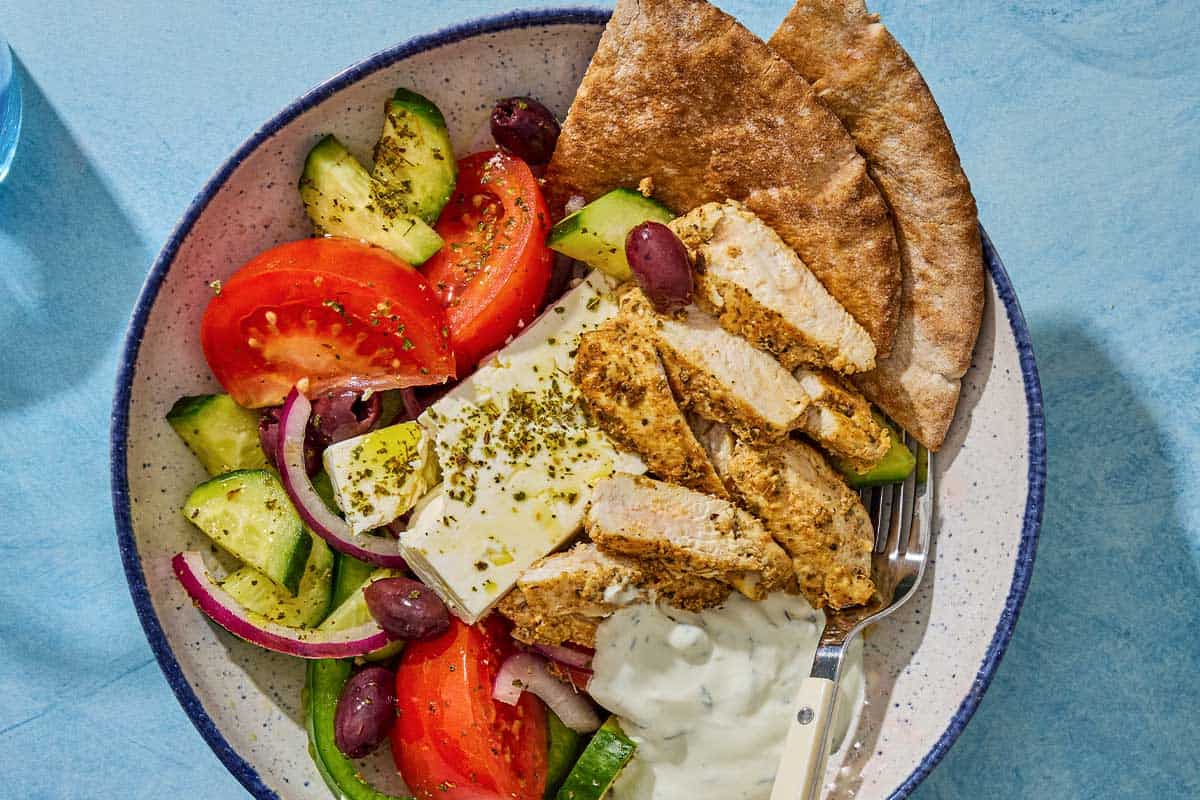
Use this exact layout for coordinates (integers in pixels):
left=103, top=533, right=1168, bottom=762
left=1, top=1, right=1196, bottom=798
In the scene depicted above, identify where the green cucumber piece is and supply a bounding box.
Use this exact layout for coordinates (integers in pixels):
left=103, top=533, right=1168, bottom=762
left=311, top=470, right=341, bottom=517
left=545, top=711, right=584, bottom=799
left=221, top=535, right=335, bottom=628
left=319, top=566, right=406, bottom=661
left=304, top=659, right=413, bottom=800
left=833, top=412, right=916, bottom=488
left=166, top=394, right=267, bottom=476
left=556, top=717, right=637, bottom=800
left=372, top=89, right=457, bottom=224
left=300, top=134, right=443, bottom=265
left=182, top=469, right=312, bottom=595
left=331, top=552, right=377, bottom=610
left=547, top=189, right=674, bottom=280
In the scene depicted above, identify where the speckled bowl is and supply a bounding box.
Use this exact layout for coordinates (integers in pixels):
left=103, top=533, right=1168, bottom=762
left=110, top=8, right=1045, bottom=800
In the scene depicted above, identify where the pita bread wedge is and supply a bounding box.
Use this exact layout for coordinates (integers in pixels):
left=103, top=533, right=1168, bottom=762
left=770, top=0, right=986, bottom=450
left=545, top=0, right=902, bottom=355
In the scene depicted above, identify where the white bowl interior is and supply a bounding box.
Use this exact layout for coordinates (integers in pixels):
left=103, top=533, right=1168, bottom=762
left=118, top=17, right=1034, bottom=800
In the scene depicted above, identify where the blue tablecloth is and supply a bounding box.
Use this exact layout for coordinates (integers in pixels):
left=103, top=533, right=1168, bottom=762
left=1, top=2, right=1196, bottom=797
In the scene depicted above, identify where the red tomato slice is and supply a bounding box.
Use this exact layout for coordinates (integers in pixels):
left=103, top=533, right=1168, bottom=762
left=201, top=238, right=454, bottom=408
left=392, top=616, right=548, bottom=800
left=422, top=151, right=553, bottom=370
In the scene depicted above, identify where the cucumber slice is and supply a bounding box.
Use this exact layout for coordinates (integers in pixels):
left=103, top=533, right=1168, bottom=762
left=331, top=552, right=377, bottom=610
left=833, top=412, right=916, bottom=488
left=545, top=711, right=584, bottom=799
left=182, top=469, right=312, bottom=595
left=318, top=566, right=406, bottom=661
left=166, top=394, right=267, bottom=476
left=548, top=189, right=674, bottom=280
left=221, top=535, right=335, bottom=628
left=556, top=717, right=637, bottom=800
left=372, top=89, right=457, bottom=224
left=304, top=659, right=409, bottom=800
left=300, top=134, right=443, bottom=265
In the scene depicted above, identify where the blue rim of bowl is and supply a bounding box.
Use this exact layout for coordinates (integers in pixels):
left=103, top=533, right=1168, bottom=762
left=109, top=8, right=1045, bottom=799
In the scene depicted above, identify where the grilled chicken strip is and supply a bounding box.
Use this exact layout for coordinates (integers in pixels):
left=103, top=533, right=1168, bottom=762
left=671, top=200, right=875, bottom=374
left=793, top=367, right=890, bottom=472
left=574, top=321, right=727, bottom=496
left=693, top=421, right=876, bottom=609
left=619, top=288, right=809, bottom=442
left=496, top=543, right=729, bottom=647
left=586, top=472, right=794, bottom=600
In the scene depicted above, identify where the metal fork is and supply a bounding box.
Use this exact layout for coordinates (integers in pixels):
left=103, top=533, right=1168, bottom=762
left=770, top=436, right=934, bottom=800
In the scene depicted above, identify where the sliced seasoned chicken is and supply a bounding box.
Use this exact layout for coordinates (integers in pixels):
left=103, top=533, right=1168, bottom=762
left=793, top=367, right=890, bottom=473
left=496, top=543, right=729, bottom=646
left=586, top=473, right=794, bottom=600
left=574, top=321, right=727, bottom=496
left=619, top=288, right=809, bottom=442
left=723, top=437, right=875, bottom=609
left=671, top=201, right=875, bottom=374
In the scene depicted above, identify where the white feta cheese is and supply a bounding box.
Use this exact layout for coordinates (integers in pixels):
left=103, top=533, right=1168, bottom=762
left=399, top=272, right=645, bottom=623
left=323, top=421, right=437, bottom=534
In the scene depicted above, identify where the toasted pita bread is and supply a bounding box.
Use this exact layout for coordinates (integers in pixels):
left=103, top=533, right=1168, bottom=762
left=770, top=0, right=986, bottom=450
left=545, top=0, right=902, bottom=354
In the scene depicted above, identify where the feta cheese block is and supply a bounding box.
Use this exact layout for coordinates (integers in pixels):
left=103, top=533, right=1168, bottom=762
left=399, top=272, right=646, bottom=623
left=323, top=421, right=438, bottom=534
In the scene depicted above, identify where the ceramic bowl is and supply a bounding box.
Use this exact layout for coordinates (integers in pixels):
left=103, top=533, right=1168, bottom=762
left=110, top=8, right=1045, bottom=799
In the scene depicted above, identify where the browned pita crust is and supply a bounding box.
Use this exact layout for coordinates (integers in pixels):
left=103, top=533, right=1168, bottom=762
left=545, top=0, right=902, bottom=355
left=770, top=0, right=986, bottom=450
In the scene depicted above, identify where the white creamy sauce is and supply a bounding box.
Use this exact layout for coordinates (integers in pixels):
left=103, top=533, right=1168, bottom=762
left=589, top=592, right=863, bottom=800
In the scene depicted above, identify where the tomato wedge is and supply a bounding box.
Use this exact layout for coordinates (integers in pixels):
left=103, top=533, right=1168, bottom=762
left=422, top=151, right=553, bottom=370
left=391, top=616, right=548, bottom=800
left=201, top=237, right=454, bottom=408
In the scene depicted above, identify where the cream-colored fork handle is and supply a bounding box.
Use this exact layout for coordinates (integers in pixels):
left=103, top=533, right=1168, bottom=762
left=769, top=675, right=838, bottom=800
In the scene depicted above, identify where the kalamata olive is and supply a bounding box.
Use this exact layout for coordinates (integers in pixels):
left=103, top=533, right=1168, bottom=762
left=490, top=96, right=560, bottom=165
left=625, top=221, right=694, bottom=313
left=364, top=577, right=450, bottom=640
left=259, top=406, right=321, bottom=475
left=309, top=389, right=382, bottom=447
left=334, top=666, right=397, bottom=759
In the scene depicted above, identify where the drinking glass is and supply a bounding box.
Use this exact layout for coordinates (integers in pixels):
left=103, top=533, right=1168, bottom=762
left=0, top=36, right=22, bottom=182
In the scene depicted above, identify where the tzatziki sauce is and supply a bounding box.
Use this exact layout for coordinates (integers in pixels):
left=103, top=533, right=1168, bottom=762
left=588, top=592, right=862, bottom=800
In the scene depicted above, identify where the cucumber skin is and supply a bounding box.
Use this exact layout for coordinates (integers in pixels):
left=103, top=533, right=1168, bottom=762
left=556, top=717, right=636, bottom=800
left=547, top=189, right=674, bottom=280
left=221, top=535, right=334, bottom=628
left=834, top=414, right=916, bottom=488
left=182, top=469, right=312, bottom=595
left=304, top=659, right=412, bottom=800
left=300, top=135, right=443, bottom=265
left=166, top=394, right=267, bottom=476
left=372, top=90, right=457, bottom=224
left=545, top=711, right=584, bottom=799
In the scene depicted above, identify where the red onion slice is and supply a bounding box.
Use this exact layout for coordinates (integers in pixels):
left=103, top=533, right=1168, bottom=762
left=171, top=552, right=390, bottom=659
left=493, top=652, right=602, bottom=733
left=532, top=643, right=594, bottom=669
left=277, top=387, right=409, bottom=568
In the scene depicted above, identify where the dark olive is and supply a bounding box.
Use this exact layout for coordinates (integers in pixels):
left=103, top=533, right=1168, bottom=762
left=309, top=389, right=382, bottom=447
left=364, top=577, right=450, bottom=640
left=490, top=96, right=560, bottom=165
left=625, top=221, right=694, bottom=313
left=259, top=406, right=319, bottom=475
left=334, top=666, right=397, bottom=759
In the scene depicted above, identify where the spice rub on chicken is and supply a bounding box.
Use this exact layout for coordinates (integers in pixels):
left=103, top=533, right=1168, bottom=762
left=585, top=472, right=794, bottom=600
left=671, top=201, right=876, bottom=375
left=695, top=422, right=875, bottom=609
left=618, top=288, right=809, bottom=442
left=574, top=320, right=727, bottom=496
left=496, top=543, right=730, bottom=647
left=793, top=368, right=890, bottom=473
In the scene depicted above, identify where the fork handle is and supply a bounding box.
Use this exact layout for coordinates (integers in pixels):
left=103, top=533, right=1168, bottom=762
left=770, top=675, right=839, bottom=800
